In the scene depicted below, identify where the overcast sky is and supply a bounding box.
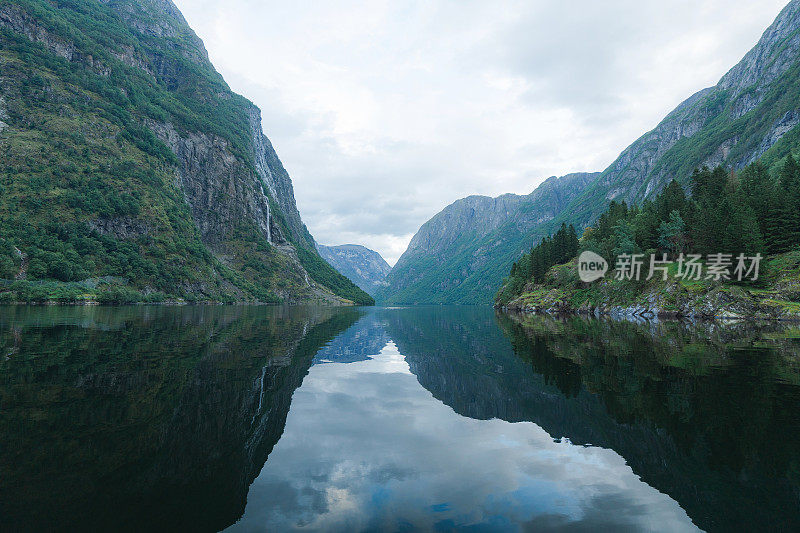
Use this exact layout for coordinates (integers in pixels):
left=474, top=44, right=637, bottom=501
left=173, top=0, right=789, bottom=264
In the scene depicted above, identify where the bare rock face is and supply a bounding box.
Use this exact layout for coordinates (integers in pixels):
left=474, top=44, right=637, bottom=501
left=382, top=1, right=800, bottom=305
left=99, top=0, right=210, bottom=64
left=247, top=105, right=311, bottom=247
left=0, top=4, right=111, bottom=75
left=145, top=119, right=278, bottom=248
left=0, top=96, right=7, bottom=133
left=88, top=217, right=151, bottom=240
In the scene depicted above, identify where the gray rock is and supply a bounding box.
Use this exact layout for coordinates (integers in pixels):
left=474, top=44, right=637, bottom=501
left=0, top=0, right=362, bottom=305
left=383, top=1, right=800, bottom=305
left=578, top=0, right=800, bottom=216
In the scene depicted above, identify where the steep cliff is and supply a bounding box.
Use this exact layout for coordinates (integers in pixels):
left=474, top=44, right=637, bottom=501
left=317, top=244, right=391, bottom=296
left=377, top=172, right=598, bottom=304
left=0, top=0, right=372, bottom=305
left=556, top=0, right=800, bottom=228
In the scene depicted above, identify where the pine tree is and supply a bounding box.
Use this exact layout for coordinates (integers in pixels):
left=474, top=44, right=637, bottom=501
left=738, top=163, right=777, bottom=245
left=634, top=202, right=660, bottom=250
left=656, top=180, right=688, bottom=220
left=567, top=224, right=579, bottom=259
left=763, top=185, right=786, bottom=253
left=658, top=211, right=687, bottom=255
left=689, top=166, right=728, bottom=255
left=778, top=155, right=800, bottom=250
left=722, top=199, right=765, bottom=255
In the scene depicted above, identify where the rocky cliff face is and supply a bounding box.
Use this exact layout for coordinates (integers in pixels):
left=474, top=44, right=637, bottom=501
left=565, top=0, right=800, bottom=226
left=377, top=172, right=598, bottom=304
left=0, top=0, right=371, bottom=304
left=317, top=244, right=392, bottom=296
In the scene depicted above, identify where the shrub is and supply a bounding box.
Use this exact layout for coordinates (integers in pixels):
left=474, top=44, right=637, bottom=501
left=97, top=286, right=141, bottom=305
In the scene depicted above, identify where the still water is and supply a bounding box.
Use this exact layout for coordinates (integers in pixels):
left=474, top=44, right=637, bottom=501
left=1, top=306, right=799, bottom=532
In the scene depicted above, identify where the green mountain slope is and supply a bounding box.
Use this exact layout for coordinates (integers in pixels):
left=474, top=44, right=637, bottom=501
left=380, top=0, right=800, bottom=305
left=376, top=173, right=598, bottom=305
left=0, top=0, right=373, bottom=305
left=553, top=0, right=800, bottom=230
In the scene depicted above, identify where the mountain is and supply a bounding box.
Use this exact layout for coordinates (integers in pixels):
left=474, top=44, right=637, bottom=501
left=317, top=244, right=391, bottom=297
left=0, top=0, right=373, bottom=305
left=557, top=0, right=800, bottom=229
left=380, top=0, right=800, bottom=305
left=376, top=172, right=598, bottom=304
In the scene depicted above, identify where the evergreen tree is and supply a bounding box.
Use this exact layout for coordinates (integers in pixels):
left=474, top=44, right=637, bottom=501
left=634, top=202, right=660, bottom=250
left=612, top=220, right=637, bottom=257
left=777, top=155, right=800, bottom=251
left=658, top=211, right=687, bottom=255
left=689, top=167, right=728, bottom=255
left=656, top=180, right=688, bottom=220
left=502, top=155, right=800, bottom=302
left=739, top=162, right=779, bottom=250
left=567, top=225, right=580, bottom=259
left=722, top=198, right=765, bottom=255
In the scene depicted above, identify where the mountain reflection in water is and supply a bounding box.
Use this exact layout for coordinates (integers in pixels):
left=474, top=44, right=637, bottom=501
left=1, top=306, right=798, bottom=532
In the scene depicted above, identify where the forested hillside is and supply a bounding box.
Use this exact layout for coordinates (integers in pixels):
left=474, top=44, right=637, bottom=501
left=0, top=0, right=373, bottom=305
left=497, top=158, right=800, bottom=319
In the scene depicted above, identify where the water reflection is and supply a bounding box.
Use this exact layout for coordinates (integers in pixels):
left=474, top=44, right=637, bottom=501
left=495, top=313, right=800, bottom=532
left=1, top=306, right=799, bottom=532
left=0, top=306, right=360, bottom=532
left=313, top=313, right=390, bottom=364
left=387, top=307, right=800, bottom=532
left=231, top=344, right=697, bottom=532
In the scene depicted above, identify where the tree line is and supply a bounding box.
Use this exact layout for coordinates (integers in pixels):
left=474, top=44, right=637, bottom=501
left=500, top=155, right=800, bottom=296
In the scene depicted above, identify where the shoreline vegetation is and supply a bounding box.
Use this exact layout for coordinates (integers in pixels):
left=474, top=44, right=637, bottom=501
left=496, top=163, right=800, bottom=321
left=0, top=280, right=359, bottom=306
left=0, top=0, right=374, bottom=308
left=495, top=251, right=800, bottom=321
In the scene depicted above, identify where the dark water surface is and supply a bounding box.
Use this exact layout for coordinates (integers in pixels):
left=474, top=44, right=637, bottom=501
left=1, top=306, right=799, bottom=532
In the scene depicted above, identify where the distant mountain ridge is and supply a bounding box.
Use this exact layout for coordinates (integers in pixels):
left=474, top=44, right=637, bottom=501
left=317, top=244, right=391, bottom=297
left=376, top=173, right=598, bottom=304
left=379, top=0, right=800, bottom=305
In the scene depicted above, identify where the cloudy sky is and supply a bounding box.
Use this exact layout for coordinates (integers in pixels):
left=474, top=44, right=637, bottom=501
left=174, top=0, right=789, bottom=264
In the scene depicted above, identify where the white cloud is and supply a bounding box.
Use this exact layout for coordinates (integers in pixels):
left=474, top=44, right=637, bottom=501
left=173, top=0, right=790, bottom=264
